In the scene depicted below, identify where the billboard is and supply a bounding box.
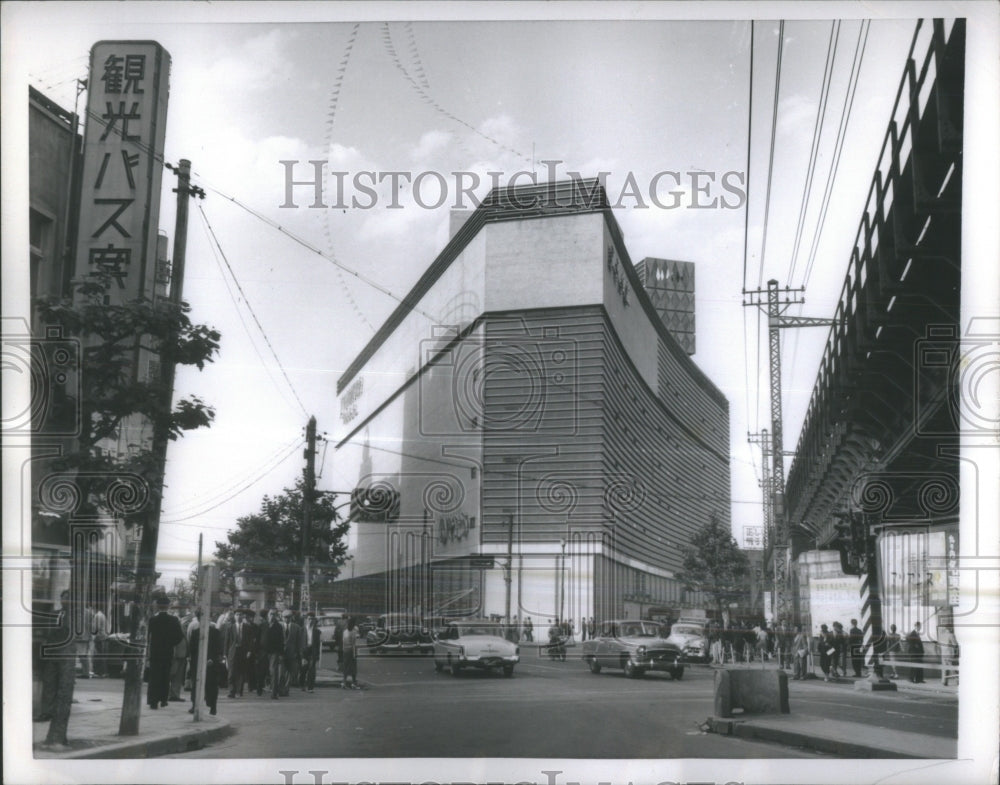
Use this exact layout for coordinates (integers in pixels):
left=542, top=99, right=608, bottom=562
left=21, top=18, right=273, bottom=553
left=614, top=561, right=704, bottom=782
left=73, top=41, right=170, bottom=304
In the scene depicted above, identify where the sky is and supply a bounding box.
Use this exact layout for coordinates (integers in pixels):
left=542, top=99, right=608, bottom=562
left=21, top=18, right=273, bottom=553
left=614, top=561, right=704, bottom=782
left=3, top=2, right=997, bottom=593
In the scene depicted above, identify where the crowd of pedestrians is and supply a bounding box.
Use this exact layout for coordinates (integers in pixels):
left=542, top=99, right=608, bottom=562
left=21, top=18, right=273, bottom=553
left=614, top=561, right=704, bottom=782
left=155, top=604, right=361, bottom=713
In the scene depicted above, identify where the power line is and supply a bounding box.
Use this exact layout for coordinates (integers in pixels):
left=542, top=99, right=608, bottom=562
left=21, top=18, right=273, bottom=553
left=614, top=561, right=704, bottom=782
left=161, top=437, right=305, bottom=526
left=742, top=20, right=755, bottom=293
left=757, top=20, right=786, bottom=288
left=196, top=206, right=308, bottom=418
left=163, top=435, right=304, bottom=518
left=197, top=203, right=310, bottom=418
left=786, top=21, right=840, bottom=285
left=802, top=19, right=870, bottom=290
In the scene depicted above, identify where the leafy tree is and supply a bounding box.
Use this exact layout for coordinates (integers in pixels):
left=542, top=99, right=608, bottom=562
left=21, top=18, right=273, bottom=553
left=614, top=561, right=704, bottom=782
left=676, top=515, right=751, bottom=624
left=33, top=273, right=221, bottom=522
left=214, top=479, right=351, bottom=608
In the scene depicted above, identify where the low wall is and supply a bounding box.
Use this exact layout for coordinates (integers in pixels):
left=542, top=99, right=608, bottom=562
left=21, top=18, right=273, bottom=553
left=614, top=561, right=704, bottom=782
left=714, top=668, right=790, bottom=718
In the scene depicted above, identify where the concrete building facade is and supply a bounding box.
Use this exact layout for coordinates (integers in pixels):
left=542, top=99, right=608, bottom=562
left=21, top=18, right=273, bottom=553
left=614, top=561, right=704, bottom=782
left=333, top=181, right=730, bottom=626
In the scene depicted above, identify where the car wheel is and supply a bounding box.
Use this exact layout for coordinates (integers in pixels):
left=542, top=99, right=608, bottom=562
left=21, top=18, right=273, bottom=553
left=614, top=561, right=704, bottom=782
left=623, top=660, right=643, bottom=679
left=672, top=666, right=684, bottom=680
left=502, top=665, right=514, bottom=678
left=587, top=657, right=602, bottom=674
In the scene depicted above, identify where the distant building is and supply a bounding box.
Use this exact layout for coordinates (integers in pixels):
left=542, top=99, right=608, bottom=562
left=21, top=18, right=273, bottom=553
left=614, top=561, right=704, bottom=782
left=333, top=180, right=730, bottom=623
left=633, top=257, right=696, bottom=355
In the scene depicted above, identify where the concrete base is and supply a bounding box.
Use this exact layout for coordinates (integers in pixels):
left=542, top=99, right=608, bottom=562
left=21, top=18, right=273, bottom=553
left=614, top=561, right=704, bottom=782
left=854, top=675, right=898, bottom=692
left=714, top=668, right=790, bottom=718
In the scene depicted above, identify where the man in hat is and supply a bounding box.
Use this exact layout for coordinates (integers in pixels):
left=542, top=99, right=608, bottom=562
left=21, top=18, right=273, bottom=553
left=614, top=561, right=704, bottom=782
left=301, top=612, right=321, bottom=692
left=147, top=594, right=183, bottom=709
left=280, top=609, right=302, bottom=696
left=37, top=589, right=77, bottom=750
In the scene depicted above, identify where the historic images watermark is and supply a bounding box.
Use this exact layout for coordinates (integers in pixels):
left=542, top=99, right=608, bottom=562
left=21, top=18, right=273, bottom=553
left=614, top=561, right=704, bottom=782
left=276, top=770, right=744, bottom=785
left=279, top=160, right=747, bottom=210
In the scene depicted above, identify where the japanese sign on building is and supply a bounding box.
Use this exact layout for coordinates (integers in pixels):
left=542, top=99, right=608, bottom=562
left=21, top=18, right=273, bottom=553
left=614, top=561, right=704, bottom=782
left=74, top=41, right=170, bottom=304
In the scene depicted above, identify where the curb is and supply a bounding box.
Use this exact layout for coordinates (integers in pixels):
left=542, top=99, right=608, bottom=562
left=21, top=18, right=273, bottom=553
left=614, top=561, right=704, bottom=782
left=705, top=717, right=915, bottom=758
left=52, top=718, right=233, bottom=759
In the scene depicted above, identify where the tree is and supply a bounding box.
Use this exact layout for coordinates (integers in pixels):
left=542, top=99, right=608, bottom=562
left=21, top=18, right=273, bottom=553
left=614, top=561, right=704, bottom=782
left=215, top=480, right=351, bottom=609
left=676, top=515, right=751, bottom=625
left=34, top=273, right=221, bottom=522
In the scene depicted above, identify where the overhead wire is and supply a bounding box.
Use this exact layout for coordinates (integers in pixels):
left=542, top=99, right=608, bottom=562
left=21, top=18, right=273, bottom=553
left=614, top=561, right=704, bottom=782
left=801, top=19, right=871, bottom=290
left=197, top=203, right=310, bottom=418
left=163, top=435, right=305, bottom=518
left=757, top=19, right=786, bottom=289
left=161, top=437, right=305, bottom=526
left=786, top=21, right=840, bottom=285
left=196, top=206, right=307, bottom=418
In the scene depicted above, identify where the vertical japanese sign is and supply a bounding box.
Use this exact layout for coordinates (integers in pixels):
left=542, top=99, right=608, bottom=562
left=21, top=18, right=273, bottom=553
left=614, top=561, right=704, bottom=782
left=74, top=41, right=170, bottom=305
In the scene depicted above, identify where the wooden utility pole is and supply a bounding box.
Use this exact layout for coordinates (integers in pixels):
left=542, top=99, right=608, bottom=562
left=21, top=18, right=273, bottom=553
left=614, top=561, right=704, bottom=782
left=301, top=416, right=317, bottom=612
left=119, top=159, right=205, bottom=735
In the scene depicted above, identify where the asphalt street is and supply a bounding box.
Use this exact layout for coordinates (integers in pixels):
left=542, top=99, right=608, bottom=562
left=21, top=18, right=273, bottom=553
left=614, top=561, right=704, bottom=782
left=161, top=652, right=956, bottom=759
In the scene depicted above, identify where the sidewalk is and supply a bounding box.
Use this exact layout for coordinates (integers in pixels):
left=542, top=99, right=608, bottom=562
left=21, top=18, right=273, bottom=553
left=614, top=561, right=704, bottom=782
left=705, top=659, right=958, bottom=758
left=32, top=677, right=232, bottom=760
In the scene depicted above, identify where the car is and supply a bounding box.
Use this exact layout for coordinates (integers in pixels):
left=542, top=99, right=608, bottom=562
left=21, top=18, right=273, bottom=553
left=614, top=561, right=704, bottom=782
left=582, top=619, right=685, bottom=679
left=365, top=613, right=434, bottom=654
left=432, top=619, right=519, bottom=677
left=316, top=614, right=342, bottom=652
left=666, top=620, right=711, bottom=663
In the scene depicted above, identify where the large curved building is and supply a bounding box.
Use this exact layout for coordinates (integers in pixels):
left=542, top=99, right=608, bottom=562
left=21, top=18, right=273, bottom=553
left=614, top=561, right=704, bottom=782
left=333, top=181, right=730, bottom=626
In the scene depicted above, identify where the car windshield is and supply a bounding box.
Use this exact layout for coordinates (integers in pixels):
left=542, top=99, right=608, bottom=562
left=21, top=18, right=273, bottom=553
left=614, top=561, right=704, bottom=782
left=455, top=625, right=503, bottom=637
left=672, top=625, right=702, bottom=635
left=618, top=621, right=659, bottom=637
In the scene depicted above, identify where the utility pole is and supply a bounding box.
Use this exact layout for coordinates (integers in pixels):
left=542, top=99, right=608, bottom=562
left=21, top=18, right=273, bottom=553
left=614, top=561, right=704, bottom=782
left=748, top=429, right=772, bottom=618
left=743, top=279, right=838, bottom=623
left=120, top=159, right=205, bottom=736
left=503, top=514, right=514, bottom=632
left=301, top=416, right=317, bottom=613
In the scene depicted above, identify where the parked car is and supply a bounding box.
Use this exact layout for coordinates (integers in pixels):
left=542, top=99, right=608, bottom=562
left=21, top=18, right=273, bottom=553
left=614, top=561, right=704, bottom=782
left=432, top=619, right=519, bottom=677
left=666, top=619, right=710, bottom=663
left=582, top=619, right=684, bottom=679
left=316, top=614, right=342, bottom=652
left=365, top=613, right=434, bottom=654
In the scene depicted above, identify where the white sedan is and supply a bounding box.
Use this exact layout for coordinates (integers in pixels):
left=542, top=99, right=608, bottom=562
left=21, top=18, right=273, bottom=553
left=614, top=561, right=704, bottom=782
left=433, top=620, right=519, bottom=677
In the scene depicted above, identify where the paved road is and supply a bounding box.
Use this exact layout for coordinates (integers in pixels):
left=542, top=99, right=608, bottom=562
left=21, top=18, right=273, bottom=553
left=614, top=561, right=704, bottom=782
left=160, top=652, right=952, bottom=759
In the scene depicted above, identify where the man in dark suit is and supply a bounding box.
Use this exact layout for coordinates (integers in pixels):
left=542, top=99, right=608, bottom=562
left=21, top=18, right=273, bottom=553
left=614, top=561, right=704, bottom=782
left=263, top=609, right=284, bottom=699
left=188, top=617, right=223, bottom=715
left=226, top=609, right=254, bottom=698
left=848, top=619, right=865, bottom=677
left=37, top=589, right=77, bottom=750
left=147, top=594, right=183, bottom=709
left=280, top=609, right=302, bottom=696
left=301, top=612, right=322, bottom=692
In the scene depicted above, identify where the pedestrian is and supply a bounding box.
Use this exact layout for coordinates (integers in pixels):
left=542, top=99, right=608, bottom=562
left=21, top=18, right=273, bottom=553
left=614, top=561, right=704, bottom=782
left=708, top=623, right=723, bottom=665
left=92, top=604, right=109, bottom=677
left=302, top=612, right=321, bottom=692
left=262, top=609, right=284, bottom=698
left=341, top=616, right=359, bottom=689
left=188, top=615, right=222, bottom=715
left=146, top=594, right=183, bottom=709
left=792, top=624, right=810, bottom=680
left=848, top=618, right=865, bottom=677
left=831, top=622, right=846, bottom=678
left=334, top=614, right=346, bottom=671
left=588, top=617, right=596, bottom=640
left=77, top=602, right=95, bottom=678
left=522, top=616, right=533, bottom=642
left=884, top=623, right=902, bottom=679
left=754, top=622, right=768, bottom=662
left=226, top=609, right=253, bottom=698
left=185, top=608, right=202, bottom=691
left=254, top=609, right=270, bottom=695
left=906, top=621, right=925, bottom=683
left=280, top=609, right=302, bottom=696
left=168, top=603, right=188, bottom=701
left=818, top=624, right=836, bottom=681
left=37, top=589, right=77, bottom=750
left=778, top=621, right=794, bottom=670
